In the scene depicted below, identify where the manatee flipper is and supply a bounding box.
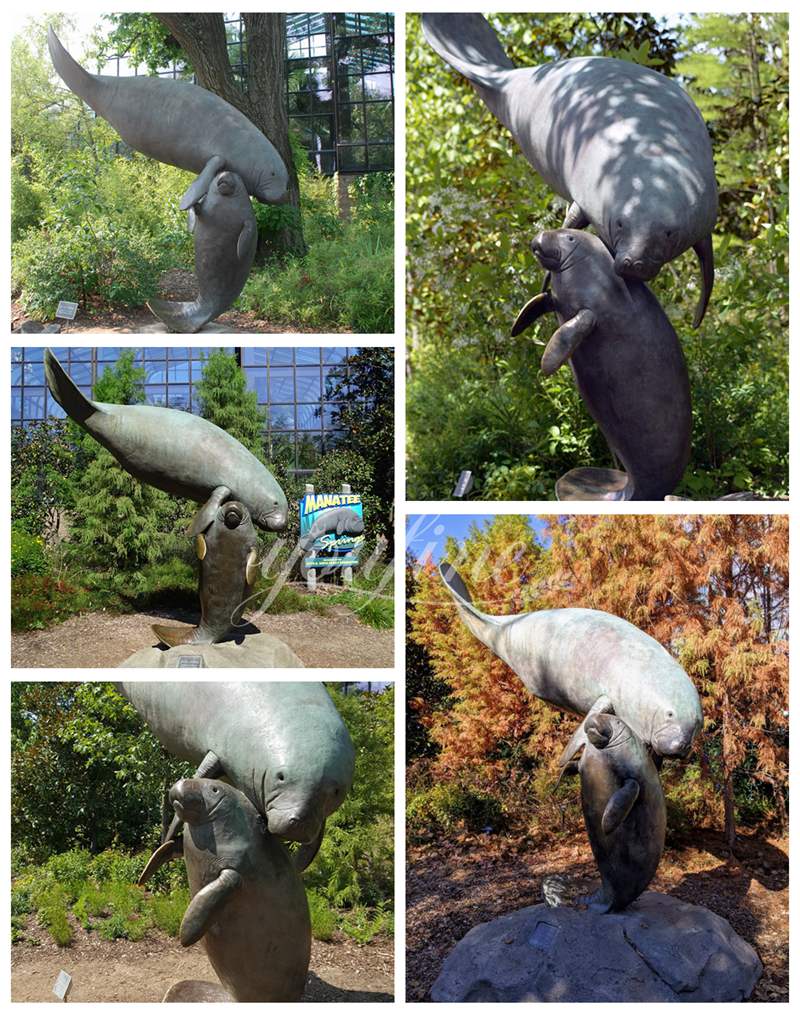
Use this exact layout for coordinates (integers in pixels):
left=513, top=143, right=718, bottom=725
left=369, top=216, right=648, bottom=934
left=541, top=309, right=597, bottom=376
left=180, top=155, right=226, bottom=211
left=151, top=623, right=196, bottom=648
left=601, top=778, right=640, bottom=834
left=237, top=219, right=257, bottom=260
left=558, top=695, right=614, bottom=770
left=554, top=758, right=580, bottom=791
left=510, top=292, right=554, bottom=337
left=180, top=867, right=242, bottom=947
left=187, top=207, right=197, bottom=234
left=692, top=233, right=714, bottom=328
left=44, top=348, right=98, bottom=425
left=163, top=751, right=222, bottom=844
left=293, top=818, right=326, bottom=873
left=146, top=297, right=215, bottom=335
left=189, top=485, right=232, bottom=537
left=421, top=13, right=514, bottom=91
left=563, top=202, right=589, bottom=229
left=245, top=547, right=260, bottom=586
left=138, top=837, right=183, bottom=885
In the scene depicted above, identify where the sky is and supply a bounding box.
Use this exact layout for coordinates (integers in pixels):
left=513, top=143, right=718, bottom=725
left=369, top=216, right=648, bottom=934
left=406, top=514, right=551, bottom=564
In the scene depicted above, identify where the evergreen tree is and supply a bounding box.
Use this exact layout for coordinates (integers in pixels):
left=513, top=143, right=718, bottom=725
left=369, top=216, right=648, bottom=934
left=194, top=351, right=266, bottom=461
left=68, top=351, right=179, bottom=571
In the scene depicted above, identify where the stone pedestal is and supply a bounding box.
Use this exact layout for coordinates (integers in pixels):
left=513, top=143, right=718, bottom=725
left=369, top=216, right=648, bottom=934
left=118, top=633, right=304, bottom=669
left=162, top=980, right=233, bottom=1002
left=431, top=892, right=762, bottom=1003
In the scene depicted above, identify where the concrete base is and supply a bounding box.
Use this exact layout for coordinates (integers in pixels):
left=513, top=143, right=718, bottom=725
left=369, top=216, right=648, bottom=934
left=140, top=320, right=231, bottom=333
left=431, top=892, right=762, bottom=1003
left=118, top=633, right=304, bottom=669
left=162, top=980, right=233, bottom=1002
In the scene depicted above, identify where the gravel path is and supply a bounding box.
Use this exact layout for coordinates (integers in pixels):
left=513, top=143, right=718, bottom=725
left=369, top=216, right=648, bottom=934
left=11, top=607, right=393, bottom=669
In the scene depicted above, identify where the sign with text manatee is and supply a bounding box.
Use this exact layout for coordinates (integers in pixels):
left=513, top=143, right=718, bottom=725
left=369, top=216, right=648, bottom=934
left=299, top=492, right=366, bottom=568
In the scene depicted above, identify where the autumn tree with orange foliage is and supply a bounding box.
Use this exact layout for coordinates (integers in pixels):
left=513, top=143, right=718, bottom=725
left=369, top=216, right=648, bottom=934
left=545, top=514, right=788, bottom=847
left=408, top=514, right=788, bottom=846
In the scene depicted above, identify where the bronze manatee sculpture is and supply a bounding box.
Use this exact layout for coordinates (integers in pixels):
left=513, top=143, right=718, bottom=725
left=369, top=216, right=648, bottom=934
left=115, top=681, right=355, bottom=864
left=152, top=500, right=261, bottom=648
left=148, top=170, right=258, bottom=333
left=44, top=349, right=287, bottom=534
left=511, top=228, right=692, bottom=501
left=564, top=713, right=666, bottom=912
left=439, top=562, right=703, bottom=763
left=421, top=13, right=718, bottom=326
left=141, top=778, right=311, bottom=1001
left=48, top=28, right=287, bottom=208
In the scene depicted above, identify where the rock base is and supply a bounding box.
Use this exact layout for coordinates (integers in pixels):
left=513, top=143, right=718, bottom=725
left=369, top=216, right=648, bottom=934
left=431, top=892, right=762, bottom=1003
left=162, top=980, right=233, bottom=1002
left=118, top=633, right=304, bottom=669
left=140, top=320, right=231, bottom=334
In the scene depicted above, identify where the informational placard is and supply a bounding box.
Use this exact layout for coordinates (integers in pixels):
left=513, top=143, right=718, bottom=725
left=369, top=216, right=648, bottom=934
left=53, top=970, right=71, bottom=1001
left=55, top=300, right=79, bottom=321
left=299, top=492, right=365, bottom=569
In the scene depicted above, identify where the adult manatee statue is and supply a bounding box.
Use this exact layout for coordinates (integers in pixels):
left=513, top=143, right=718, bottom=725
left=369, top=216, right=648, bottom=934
left=422, top=13, right=718, bottom=326
left=48, top=28, right=287, bottom=209
left=44, top=349, right=287, bottom=534
left=116, top=681, right=355, bottom=867
left=563, top=714, right=666, bottom=912
left=148, top=169, right=258, bottom=334
left=141, top=778, right=311, bottom=1002
left=511, top=229, right=691, bottom=500
left=439, top=562, right=703, bottom=763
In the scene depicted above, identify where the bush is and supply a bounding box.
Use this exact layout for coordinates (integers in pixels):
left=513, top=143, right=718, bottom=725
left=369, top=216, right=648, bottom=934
left=11, top=526, right=48, bottom=577
left=307, top=889, right=337, bottom=942
left=407, top=783, right=506, bottom=837
left=36, top=885, right=72, bottom=947
left=148, top=888, right=190, bottom=937
left=11, top=573, right=101, bottom=631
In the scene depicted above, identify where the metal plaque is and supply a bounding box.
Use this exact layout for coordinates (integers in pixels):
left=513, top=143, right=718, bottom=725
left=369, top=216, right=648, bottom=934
left=55, top=301, right=79, bottom=321
left=53, top=970, right=71, bottom=1000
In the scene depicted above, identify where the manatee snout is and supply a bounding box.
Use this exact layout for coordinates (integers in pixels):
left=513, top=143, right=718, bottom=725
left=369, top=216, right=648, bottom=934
left=652, top=721, right=697, bottom=759
left=585, top=713, right=615, bottom=749
left=614, top=250, right=661, bottom=281
left=170, top=778, right=224, bottom=824
left=531, top=230, right=562, bottom=270
left=268, top=806, right=323, bottom=844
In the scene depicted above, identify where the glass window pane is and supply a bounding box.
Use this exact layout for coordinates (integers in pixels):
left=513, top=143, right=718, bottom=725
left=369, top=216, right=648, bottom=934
left=363, top=73, right=392, bottom=99
left=24, top=347, right=44, bottom=362
left=338, top=145, right=367, bottom=172
left=167, top=384, right=190, bottom=410
left=12, top=365, right=23, bottom=385
left=367, top=104, right=393, bottom=143
left=242, top=348, right=269, bottom=366
left=145, top=347, right=167, bottom=360
left=145, top=362, right=167, bottom=384
left=269, top=348, right=294, bottom=366
left=295, top=367, right=321, bottom=401
left=167, top=361, right=190, bottom=383
left=11, top=391, right=21, bottom=420
left=48, top=395, right=66, bottom=419
left=67, top=363, right=92, bottom=385
left=269, top=405, right=295, bottom=429
left=269, top=368, right=294, bottom=402
left=295, top=347, right=321, bottom=365
left=296, top=434, right=322, bottom=469
left=369, top=143, right=394, bottom=169
left=12, top=348, right=24, bottom=363
left=96, top=347, right=119, bottom=360
left=322, top=347, right=347, bottom=364
left=296, top=403, right=322, bottom=429
left=23, top=388, right=45, bottom=419
left=245, top=369, right=268, bottom=403
left=144, top=385, right=167, bottom=406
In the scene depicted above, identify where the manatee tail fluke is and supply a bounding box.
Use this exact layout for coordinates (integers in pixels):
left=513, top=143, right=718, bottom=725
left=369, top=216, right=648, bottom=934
left=147, top=298, right=214, bottom=335
left=691, top=233, right=714, bottom=328
left=44, top=348, right=97, bottom=425
left=555, top=467, right=634, bottom=501
left=438, top=561, right=509, bottom=652
left=48, top=28, right=103, bottom=111
left=152, top=623, right=198, bottom=648
left=421, top=14, right=514, bottom=91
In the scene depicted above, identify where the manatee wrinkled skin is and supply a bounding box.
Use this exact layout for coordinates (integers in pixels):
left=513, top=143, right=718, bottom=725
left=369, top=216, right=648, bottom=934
left=148, top=170, right=258, bottom=333
left=44, top=349, right=287, bottom=533
left=115, top=682, right=355, bottom=851
left=574, top=714, right=666, bottom=912
left=47, top=28, right=287, bottom=205
left=422, top=13, right=717, bottom=326
left=439, top=562, right=703, bottom=761
left=142, top=778, right=311, bottom=1002
left=152, top=501, right=259, bottom=647
left=512, top=229, right=691, bottom=501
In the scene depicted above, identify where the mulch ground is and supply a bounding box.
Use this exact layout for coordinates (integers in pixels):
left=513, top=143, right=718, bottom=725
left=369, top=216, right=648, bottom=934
left=406, top=827, right=788, bottom=1002
left=12, top=919, right=393, bottom=1002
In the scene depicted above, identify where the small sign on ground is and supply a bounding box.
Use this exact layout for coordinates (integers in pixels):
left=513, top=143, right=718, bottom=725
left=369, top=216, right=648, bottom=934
left=55, top=300, right=79, bottom=321
left=53, top=970, right=71, bottom=1001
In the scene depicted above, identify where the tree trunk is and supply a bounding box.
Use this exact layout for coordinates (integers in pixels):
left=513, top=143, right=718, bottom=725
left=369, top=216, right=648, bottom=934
left=155, top=12, right=306, bottom=257
left=721, top=692, right=737, bottom=850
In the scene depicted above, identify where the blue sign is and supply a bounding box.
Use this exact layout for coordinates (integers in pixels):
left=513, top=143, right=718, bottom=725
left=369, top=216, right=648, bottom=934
left=299, top=493, right=365, bottom=568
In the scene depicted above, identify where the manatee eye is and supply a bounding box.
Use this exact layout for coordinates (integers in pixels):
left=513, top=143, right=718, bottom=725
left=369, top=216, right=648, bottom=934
left=212, top=786, right=219, bottom=794
left=277, top=772, right=285, bottom=782
left=666, top=710, right=674, bottom=718
left=617, top=219, right=623, bottom=228
left=665, top=230, right=673, bottom=238
left=567, top=236, right=575, bottom=242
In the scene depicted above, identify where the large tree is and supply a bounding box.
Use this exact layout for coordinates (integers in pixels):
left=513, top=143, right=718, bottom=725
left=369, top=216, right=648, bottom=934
left=102, top=13, right=305, bottom=256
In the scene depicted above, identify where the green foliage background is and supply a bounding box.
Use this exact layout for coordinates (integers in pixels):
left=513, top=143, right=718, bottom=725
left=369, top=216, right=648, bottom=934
left=11, top=16, right=393, bottom=333
left=406, top=13, right=788, bottom=499
left=12, top=683, right=393, bottom=945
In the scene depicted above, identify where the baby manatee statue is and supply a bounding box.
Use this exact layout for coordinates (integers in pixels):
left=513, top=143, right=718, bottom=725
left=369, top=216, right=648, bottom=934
left=152, top=500, right=260, bottom=648
left=511, top=229, right=691, bottom=501
left=439, top=563, right=703, bottom=763
left=564, top=714, right=666, bottom=912
left=48, top=29, right=287, bottom=208
left=44, top=349, right=287, bottom=534
left=115, top=681, right=355, bottom=866
left=422, top=13, right=718, bottom=325
left=141, top=778, right=311, bottom=1001
left=148, top=170, right=258, bottom=333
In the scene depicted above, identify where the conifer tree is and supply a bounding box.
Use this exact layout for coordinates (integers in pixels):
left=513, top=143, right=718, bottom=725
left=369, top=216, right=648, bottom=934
left=194, top=351, right=266, bottom=461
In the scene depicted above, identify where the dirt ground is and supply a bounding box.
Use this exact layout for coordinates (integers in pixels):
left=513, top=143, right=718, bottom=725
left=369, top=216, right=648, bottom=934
left=11, top=605, right=394, bottom=669
left=11, top=276, right=352, bottom=334
left=11, top=925, right=393, bottom=1002
left=406, top=828, right=788, bottom=1002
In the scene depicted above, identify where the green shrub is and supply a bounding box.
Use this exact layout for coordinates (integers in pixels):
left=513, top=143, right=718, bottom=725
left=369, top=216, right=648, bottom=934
left=45, top=848, right=92, bottom=894
left=307, top=889, right=336, bottom=942
left=11, top=158, right=46, bottom=242
left=11, top=526, right=48, bottom=577
left=328, top=588, right=394, bottom=630
left=407, top=783, right=506, bottom=836
left=340, top=901, right=393, bottom=944
left=148, top=888, right=190, bottom=937
left=11, top=573, right=100, bottom=631
left=36, top=885, right=72, bottom=947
